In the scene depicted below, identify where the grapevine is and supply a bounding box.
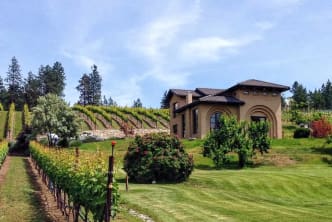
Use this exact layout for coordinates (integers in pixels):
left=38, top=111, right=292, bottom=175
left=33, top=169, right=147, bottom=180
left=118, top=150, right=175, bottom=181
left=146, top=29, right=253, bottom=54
left=30, top=141, right=120, bottom=221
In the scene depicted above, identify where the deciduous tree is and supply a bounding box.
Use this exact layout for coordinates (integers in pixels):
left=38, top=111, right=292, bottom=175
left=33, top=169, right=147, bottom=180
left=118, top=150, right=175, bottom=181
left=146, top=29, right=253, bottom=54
left=31, top=94, right=79, bottom=147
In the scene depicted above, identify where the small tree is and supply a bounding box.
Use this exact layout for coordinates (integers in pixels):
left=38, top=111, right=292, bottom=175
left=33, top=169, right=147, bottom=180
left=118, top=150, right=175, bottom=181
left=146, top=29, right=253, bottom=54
left=203, top=115, right=270, bottom=168
left=248, top=121, right=271, bottom=155
left=132, top=98, right=142, bottom=108
left=31, top=94, right=79, bottom=147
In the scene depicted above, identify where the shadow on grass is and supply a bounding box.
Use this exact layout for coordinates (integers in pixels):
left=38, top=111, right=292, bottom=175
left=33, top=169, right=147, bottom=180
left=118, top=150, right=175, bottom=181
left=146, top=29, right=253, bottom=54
left=23, top=158, right=54, bottom=222
left=311, top=146, right=332, bottom=155
left=322, top=157, right=332, bottom=165
left=195, top=161, right=259, bottom=170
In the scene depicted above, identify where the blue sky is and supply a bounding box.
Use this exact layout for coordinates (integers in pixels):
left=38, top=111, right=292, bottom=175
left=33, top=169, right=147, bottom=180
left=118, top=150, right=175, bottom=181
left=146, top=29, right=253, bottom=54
left=0, top=0, right=331, bottom=107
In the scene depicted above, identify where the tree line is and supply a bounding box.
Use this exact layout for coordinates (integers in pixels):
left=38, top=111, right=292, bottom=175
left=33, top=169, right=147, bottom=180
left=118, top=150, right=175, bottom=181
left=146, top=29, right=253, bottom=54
left=0, top=56, right=145, bottom=110
left=0, top=57, right=65, bottom=110
left=288, top=79, right=332, bottom=110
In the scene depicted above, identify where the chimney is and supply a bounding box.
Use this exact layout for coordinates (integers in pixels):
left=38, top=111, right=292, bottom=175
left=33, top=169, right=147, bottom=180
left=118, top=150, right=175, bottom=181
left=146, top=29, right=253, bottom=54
left=186, top=92, right=192, bottom=104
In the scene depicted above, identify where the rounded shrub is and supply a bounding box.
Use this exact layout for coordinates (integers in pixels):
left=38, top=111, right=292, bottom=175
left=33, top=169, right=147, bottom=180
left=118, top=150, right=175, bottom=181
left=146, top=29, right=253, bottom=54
left=293, top=128, right=310, bottom=138
left=124, top=132, right=194, bottom=183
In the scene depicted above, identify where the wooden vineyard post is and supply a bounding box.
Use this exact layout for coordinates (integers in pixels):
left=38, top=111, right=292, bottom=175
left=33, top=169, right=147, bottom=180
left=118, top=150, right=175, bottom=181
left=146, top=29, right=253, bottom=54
left=105, top=141, right=116, bottom=222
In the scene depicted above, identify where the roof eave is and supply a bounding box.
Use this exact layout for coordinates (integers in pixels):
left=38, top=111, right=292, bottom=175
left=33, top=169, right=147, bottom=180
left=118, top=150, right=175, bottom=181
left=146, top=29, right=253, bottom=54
left=174, top=100, right=244, bottom=113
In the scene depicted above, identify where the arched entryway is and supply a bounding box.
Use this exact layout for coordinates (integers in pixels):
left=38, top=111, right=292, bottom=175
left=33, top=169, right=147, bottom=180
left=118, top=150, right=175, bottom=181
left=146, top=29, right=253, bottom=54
left=245, top=105, right=277, bottom=138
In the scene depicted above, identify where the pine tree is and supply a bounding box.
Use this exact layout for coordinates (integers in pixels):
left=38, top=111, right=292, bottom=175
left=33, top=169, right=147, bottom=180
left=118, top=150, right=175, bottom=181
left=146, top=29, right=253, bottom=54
left=133, top=98, right=143, bottom=108
left=38, top=62, right=66, bottom=97
left=160, top=90, right=169, bottom=109
left=5, top=56, right=24, bottom=109
left=89, top=65, right=102, bottom=105
left=322, top=80, right=332, bottom=109
left=24, top=71, right=41, bottom=108
left=103, top=95, right=108, bottom=106
left=291, top=81, right=308, bottom=109
left=108, top=96, right=117, bottom=106
left=76, top=73, right=91, bottom=106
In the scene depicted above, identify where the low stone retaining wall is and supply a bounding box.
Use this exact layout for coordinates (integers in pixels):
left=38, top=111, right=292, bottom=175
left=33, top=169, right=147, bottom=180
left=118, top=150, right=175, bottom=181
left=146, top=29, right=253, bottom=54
left=84, top=128, right=170, bottom=140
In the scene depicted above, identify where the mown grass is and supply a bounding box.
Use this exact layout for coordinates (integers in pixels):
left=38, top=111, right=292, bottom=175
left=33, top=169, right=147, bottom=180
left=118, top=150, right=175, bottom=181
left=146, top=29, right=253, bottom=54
left=0, top=157, right=51, bottom=222
left=0, top=111, right=7, bottom=139
left=78, top=137, right=332, bottom=221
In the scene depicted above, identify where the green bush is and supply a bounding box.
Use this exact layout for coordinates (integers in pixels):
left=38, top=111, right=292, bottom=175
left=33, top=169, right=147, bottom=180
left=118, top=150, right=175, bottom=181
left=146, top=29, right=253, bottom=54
left=69, top=139, right=83, bottom=147
left=293, top=128, right=310, bottom=138
left=124, top=132, right=194, bottom=183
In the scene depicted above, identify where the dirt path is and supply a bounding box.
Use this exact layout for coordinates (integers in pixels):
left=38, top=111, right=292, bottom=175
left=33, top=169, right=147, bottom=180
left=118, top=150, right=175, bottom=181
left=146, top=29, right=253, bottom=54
left=0, top=155, right=67, bottom=222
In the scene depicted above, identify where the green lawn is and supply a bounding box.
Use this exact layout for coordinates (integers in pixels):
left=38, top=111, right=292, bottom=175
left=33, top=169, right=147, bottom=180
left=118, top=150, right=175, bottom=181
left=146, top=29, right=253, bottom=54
left=77, top=137, right=332, bottom=222
left=0, top=111, right=7, bottom=139
left=0, top=157, right=51, bottom=222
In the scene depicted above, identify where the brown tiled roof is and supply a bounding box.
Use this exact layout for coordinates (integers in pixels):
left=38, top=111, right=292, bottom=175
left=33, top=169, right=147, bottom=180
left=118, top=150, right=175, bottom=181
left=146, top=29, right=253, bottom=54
left=237, top=79, right=290, bottom=89
left=195, top=88, right=224, bottom=96
left=199, top=95, right=244, bottom=104
left=219, top=79, right=289, bottom=95
left=169, top=89, right=201, bottom=97
left=175, top=95, right=244, bottom=113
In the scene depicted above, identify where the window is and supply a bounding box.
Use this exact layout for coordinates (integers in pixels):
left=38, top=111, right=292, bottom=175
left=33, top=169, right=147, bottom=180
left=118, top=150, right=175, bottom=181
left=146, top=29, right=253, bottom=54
left=182, top=114, right=185, bottom=138
left=172, top=102, right=178, bottom=118
left=251, top=116, right=266, bottom=122
left=173, top=124, right=178, bottom=134
left=210, top=112, right=221, bottom=131
left=192, top=109, right=198, bottom=134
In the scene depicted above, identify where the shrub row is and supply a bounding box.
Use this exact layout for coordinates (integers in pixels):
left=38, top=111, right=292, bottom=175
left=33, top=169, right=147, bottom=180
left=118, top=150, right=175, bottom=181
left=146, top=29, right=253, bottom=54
left=7, top=103, right=15, bottom=134
left=86, top=105, right=113, bottom=123
left=23, top=104, right=31, bottom=128
left=135, top=108, right=158, bottom=122
left=0, top=141, right=8, bottom=168
left=151, top=109, right=170, bottom=121
left=119, top=107, right=143, bottom=122
left=30, top=141, right=120, bottom=220
left=102, top=106, right=128, bottom=122
left=72, top=105, right=96, bottom=124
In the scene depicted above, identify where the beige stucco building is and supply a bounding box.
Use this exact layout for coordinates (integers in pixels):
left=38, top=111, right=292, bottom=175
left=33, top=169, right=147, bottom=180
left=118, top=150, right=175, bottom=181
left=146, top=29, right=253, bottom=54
left=167, top=79, right=289, bottom=139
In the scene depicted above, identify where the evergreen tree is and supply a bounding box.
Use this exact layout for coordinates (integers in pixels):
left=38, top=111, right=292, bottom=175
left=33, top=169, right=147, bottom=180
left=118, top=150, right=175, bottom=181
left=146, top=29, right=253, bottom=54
left=322, top=80, right=332, bottom=109
left=108, top=96, right=117, bottom=106
left=38, top=62, right=66, bottom=97
left=309, top=89, right=325, bottom=110
left=89, top=65, right=102, bottom=105
left=24, top=72, right=41, bottom=108
left=76, top=73, right=91, bottom=106
left=290, top=81, right=308, bottom=109
left=160, top=90, right=169, bottom=109
left=103, top=95, right=108, bottom=106
left=5, top=56, right=24, bottom=109
left=133, top=98, right=143, bottom=108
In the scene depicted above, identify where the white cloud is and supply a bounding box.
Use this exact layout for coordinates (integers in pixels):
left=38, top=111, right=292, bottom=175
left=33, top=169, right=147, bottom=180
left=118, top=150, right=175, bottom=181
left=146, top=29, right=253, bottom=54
left=180, top=35, right=261, bottom=62
left=128, top=0, right=201, bottom=87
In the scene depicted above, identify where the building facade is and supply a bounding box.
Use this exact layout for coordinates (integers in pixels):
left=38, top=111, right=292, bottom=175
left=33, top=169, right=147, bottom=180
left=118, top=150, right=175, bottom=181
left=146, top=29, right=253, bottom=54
left=167, top=79, right=289, bottom=139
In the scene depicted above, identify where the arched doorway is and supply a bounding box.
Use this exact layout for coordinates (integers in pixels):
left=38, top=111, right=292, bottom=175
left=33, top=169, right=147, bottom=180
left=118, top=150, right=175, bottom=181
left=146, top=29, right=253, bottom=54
left=245, top=105, right=277, bottom=138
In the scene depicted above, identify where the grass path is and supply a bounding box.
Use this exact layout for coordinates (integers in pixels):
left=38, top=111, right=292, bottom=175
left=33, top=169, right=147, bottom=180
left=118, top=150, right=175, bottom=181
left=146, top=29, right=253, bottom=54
left=0, top=156, right=51, bottom=222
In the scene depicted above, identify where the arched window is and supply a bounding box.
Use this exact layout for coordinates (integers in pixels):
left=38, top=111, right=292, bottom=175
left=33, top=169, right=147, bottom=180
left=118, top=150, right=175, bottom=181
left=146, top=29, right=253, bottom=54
left=210, top=112, right=221, bottom=131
